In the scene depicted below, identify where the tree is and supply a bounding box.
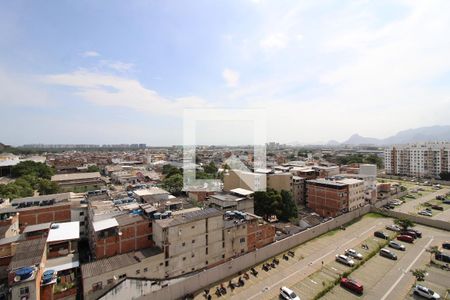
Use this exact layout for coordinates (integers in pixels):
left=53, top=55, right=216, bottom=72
left=428, top=246, right=440, bottom=263
left=203, top=162, right=218, bottom=175
left=37, top=179, right=59, bottom=195
left=439, top=171, right=450, bottom=181
left=254, top=189, right=298, bottom=222
left=280, top=190, right=298, bottom=222
left=87, top=165, right=101, bottom=173
left=162, top=174, right=183, bottom=195
left=394, top=218, right=415, bottom=231
left=11, top=161, right=54, bottom=179
left=411, top=269, right=426, bottom=282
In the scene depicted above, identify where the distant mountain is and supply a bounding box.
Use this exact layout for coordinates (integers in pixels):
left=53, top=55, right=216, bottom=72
left=342, top=125, right=450, bottom=145
left=326, top=140, right=340, bottom=145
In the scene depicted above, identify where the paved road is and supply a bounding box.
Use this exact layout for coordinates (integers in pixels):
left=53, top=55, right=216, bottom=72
left=228, top=216, right=391, bottom=300
left=395, top=188, right=449, bottom=214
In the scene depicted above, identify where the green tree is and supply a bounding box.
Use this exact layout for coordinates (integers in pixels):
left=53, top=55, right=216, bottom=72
left=37, top=179, right=59, bottom=195
left=394, top=218, right=415, bottom=231
left=204, top=162, right=218, bottom=175
left=428, top=246, right=440, bottom=263
left=280, top=190, right=298, bottom=221
left=439, top=171, right=450, bottom=181
left=11, top=161, right=54, bottom=179
left=87, top=165, right=101, bottom=172
left=162, top=174, right=183, bottom=195
left=411, top=269, right=426, bottom=282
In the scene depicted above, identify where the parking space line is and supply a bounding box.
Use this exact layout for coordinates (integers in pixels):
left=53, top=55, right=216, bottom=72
left=379, top=237, right=434, bottom=300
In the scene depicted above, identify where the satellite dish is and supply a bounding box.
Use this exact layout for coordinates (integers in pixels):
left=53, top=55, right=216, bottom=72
left=14, top=276, right=21, bottom=282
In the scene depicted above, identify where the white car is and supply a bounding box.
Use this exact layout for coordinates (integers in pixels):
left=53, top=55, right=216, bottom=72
left=418, top=210, right=432, bottom=217
left=345, top=249, right=363, bottom=260
left=280, top=286, right=300, bottom=300
left=335, top=254, right=355, bottom=267
left=413, top=285, right=440, bottom=299
left=386, top=224, right=402, bottom=232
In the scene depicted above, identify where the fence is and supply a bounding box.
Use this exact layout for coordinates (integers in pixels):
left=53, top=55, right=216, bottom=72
left=138, top=206, right=371, bottom=300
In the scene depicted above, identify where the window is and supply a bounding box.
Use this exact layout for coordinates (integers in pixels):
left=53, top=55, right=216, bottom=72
left=136, top=269, right=140, bottom=275
left=148, top=234, right=153, bottom=240
left=183, top=257, right=186, bottom=261
left=80, top=221, right=85, bottom=226
left=119, top=274, right=126, bottom=279
left=165, top=261, right=169, bottom=267
left=191, top=225, right=195, bottom=229
left=159, top=262, right=163, bottom=266
left=92, top=282, right=102, bottom=291
left=192, top=239, right=195, bottom=244
left=107, top=279, right=114, bottom=285
left=182, top=242, right=185, bottom=247
left=144, top=268, right=148, bottom=272
left=206, top=260, right=209, bottom=265
left=240, top=237, right=245, bottom=243
left=79, top=212, right=84, bottom=216
left=191, top=253, right=195, bottom=258
left=222, top=254, right=225, bottom=259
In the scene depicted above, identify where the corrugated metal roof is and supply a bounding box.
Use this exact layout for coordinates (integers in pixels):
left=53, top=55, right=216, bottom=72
left=9, top=238, right=46, bottom=270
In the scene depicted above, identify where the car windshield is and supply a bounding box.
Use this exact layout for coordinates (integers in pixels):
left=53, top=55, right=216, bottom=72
left=290, top=292, right=297, bottom=298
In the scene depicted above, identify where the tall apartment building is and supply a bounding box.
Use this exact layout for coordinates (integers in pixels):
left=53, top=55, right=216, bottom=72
left=385, top=142, right=450, bottom=178
left=152, top=208, right=224, bottom=277
left=306, top=178, right=365, bottom=217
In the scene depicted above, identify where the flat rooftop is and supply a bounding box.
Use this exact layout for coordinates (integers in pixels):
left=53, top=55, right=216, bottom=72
left=155, top=208, right=222, bottom=228
left=133, top=187, right=169, bottom=197
left=230, top=188, right=254, bottom=196
left=51, top=172, right=101, bottom=182
left=47, top=222, right=80, bottom=242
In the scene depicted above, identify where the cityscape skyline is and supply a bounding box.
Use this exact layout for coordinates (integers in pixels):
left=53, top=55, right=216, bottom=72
left=2, top=1, right=450, bottom=145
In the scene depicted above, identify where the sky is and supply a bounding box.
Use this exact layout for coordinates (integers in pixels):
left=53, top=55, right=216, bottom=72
left=1, top=0, right=450, bottom=146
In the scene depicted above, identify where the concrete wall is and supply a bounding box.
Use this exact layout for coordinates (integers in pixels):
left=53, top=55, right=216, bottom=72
left=139, top=206, right=371, bottom=300
left=370, top=207, right=450, bottom=231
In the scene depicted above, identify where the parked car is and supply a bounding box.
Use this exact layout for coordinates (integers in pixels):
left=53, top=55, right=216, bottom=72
left=386, top=224, right=402, bottom=232
left=335, top=254, right=355, bottom=267
left=443, top=199, right=450, bottom=204
left=436, top=195, right=444, bottom=200
left=413, top=284, right=441, bottom=299
left=345, top=249, right=363, bottom=260
left=397, top=235, right=414, bottom=244
left=442, top=242, right=450, bottom=250
left=380, top=248, right=397, bottom=260
left=280, top=286, right=300, bottom=300
left=435, top=252, right=450, bottom=263
left=374, top=231, right=389, bottom=240
left=431, top=205, right=444, bottom=211
left=389, top=241, right=406, bottom=251
left=340, top=277, right=363, bottom=294
left=408, top=229, right=422, bottom=238
left=418, top=210, right=432, bottom=217
left=401, top=230, right=418, bottom=239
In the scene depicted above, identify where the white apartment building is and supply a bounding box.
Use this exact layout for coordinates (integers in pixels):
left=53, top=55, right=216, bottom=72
left=385, top=142, right=450, bottom=178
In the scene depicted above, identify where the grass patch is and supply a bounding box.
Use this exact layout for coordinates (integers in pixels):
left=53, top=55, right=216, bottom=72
left=363, top=212, right=385, bottom=219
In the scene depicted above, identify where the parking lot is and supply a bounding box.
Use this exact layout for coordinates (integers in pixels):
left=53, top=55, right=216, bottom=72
left=193, top=214, right=450, bottom=300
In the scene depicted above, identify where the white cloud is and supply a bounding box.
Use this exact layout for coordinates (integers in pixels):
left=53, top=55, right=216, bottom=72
left=100, top=60, right=134, bottom=72
left=259, top=33, right=289, bottom=49
left=42, top=70, right=208, bottom=116
left=222, top=68, right=240, bottom=87
left=81, top=51, right=100, bottom=57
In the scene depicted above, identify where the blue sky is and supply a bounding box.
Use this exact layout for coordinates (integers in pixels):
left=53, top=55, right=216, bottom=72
left=1, top=0, right=450, bottom=145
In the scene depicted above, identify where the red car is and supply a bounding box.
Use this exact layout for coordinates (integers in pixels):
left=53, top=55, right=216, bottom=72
left=340, top=277, right=363, bottom=294
left=397, top=235, right=414, bottom=243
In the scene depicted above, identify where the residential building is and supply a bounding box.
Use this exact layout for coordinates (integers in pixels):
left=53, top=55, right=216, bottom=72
left=385, top=142, right=450, bottom=178
left=208, top=188, right=254, bottom=214
left=306, top=178, right=365, bottom=217
left=152, top=208, right=224, bottom=277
